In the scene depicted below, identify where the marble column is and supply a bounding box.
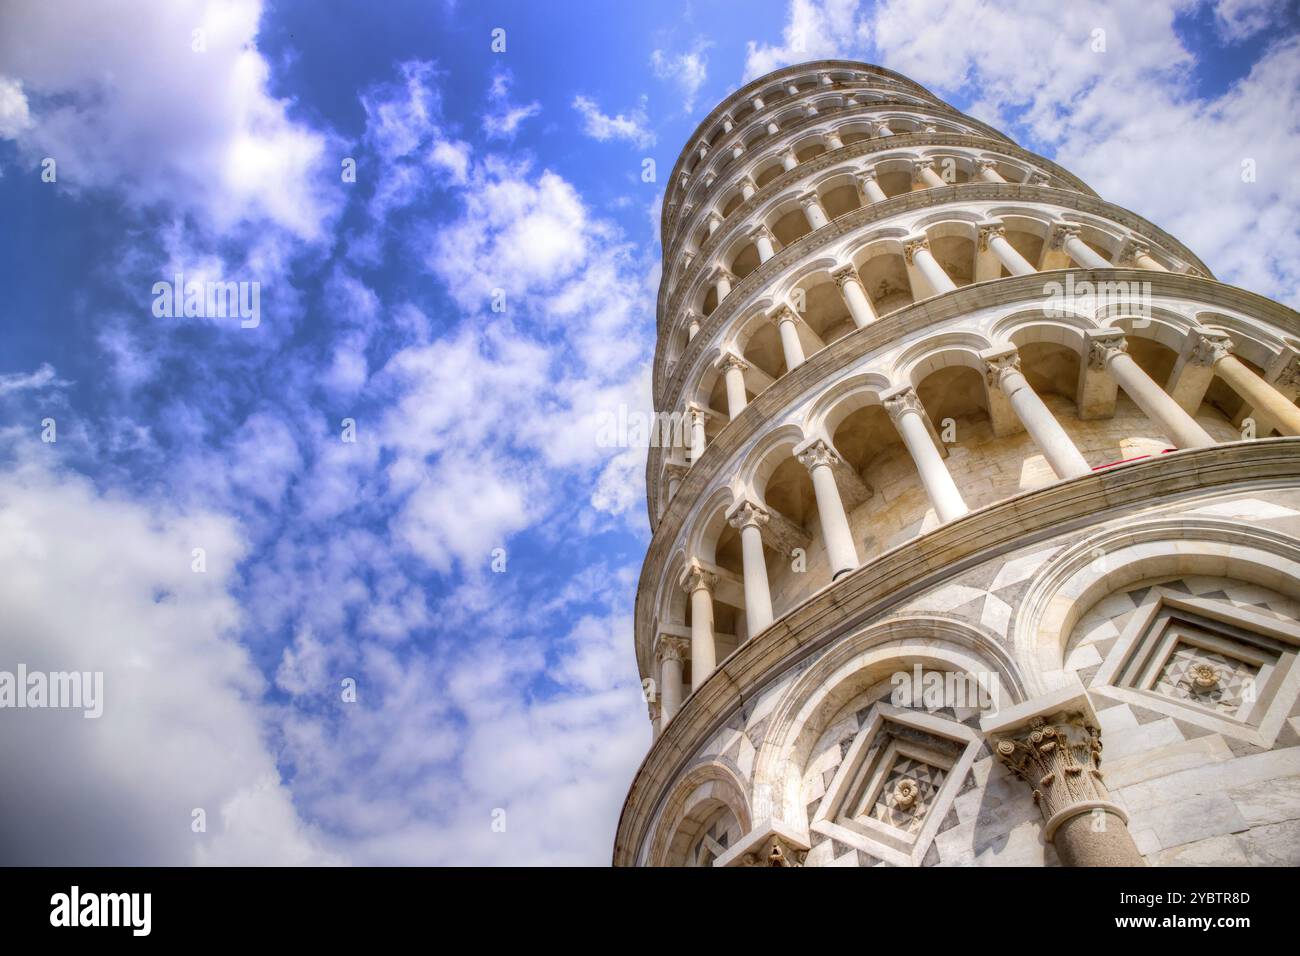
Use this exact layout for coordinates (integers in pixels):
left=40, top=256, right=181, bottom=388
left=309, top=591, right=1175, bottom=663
left=986, top=698, right=1145, bottom=867
left=832, top=264, right=878, bottom=328
left=905, top=237, right=958, bottom=294
left=1195, top=333, right=1300, bottom=437
left=796, top=439, right=860, bottom=579
left=665, top=461, right=688, bottom=501
left=882, top=387, right=969, bottom=522
left=740, top=176, right=757, bottom=200
left=773, top=307, right=806, bottom=371
left=656, top=636, right=687, bottom=726
left=976, top=158, right=1006, bottom=183
left=781, top=150, right=798, bottom=171
left=985, top=351, right=1092, bottom=478
left=874, top=120, right=893, bottom=137
left=688, top=405, right=708, bottom=461
left=727, top=501, right=774, bottom=637
left=1052, top=226, right=1111, bottom=269
left=1090, top=335, right=1217, bottom=448
left=719, top=353, right=750, bottom=420
left=1121, top=241, right=1167, bottom=272
left=857, top=170, right=888, bottom=204
left=799, top=190, right=829, bottom=230
left=750, top=225, right=777, bottom=263
left=712, top=266, right=735, bottom=303
left=914, top=160, right=946, bottom=189
left=980, top=225, right=1036, bottom=276
left=681, top=564, right=717, bottom=691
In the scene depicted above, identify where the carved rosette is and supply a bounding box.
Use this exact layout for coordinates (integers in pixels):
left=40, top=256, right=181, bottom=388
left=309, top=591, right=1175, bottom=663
left=993, top=711, right=1123, bottom=839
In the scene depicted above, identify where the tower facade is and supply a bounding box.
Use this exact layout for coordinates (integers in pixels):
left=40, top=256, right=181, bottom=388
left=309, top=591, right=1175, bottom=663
left=617, top=60, right=1300, bottom=867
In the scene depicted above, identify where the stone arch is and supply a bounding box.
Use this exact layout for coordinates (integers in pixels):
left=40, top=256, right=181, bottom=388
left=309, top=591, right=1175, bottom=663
left=1012, top=516, right=1300, bottom=696
left=684, top=485, right=738, bottom=565
left=750, top=616, right=1026, bottom=827
left=740, top=422, right=810, bottom=504
left=647, top=761, right=753, bottom=867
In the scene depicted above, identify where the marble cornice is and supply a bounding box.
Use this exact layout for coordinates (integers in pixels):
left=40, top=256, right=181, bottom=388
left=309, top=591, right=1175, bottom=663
left=652, top=187, right=1217, bottom=405
left=616, top=437, right=1300, bottom=865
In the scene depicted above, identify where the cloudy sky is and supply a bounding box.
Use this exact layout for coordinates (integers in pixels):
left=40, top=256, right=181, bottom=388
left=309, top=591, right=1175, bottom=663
left=0, top=0, right=1296, bottom=865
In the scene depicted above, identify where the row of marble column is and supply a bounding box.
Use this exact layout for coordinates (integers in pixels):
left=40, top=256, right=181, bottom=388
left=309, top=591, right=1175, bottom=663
left=680, top=153, right=1034, bottom=293
left=653, top=332, right=1300, bottom=731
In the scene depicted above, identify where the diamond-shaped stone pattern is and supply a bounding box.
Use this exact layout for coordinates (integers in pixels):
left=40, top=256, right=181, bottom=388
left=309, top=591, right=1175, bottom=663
left=1154, top=644, right=1259, bottom=717
left=689, top=808, right=740, bottom=866
left=868, top=755, right=947, bottom=834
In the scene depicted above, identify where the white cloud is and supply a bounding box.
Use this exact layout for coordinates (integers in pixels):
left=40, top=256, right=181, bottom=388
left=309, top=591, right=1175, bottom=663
left=0, top=0, right=341, bottom=240
left=572, top=94, right=657, bottom=148
left=1213, top=0, right=1288, bottom=41
left=0, top=449, right=339, bottom=864
left=744, top=0, right=871, bottom=80
left=482, top=70, right=542, bottom=139
left=869, top=0, right=1300, bottom=305
left=0, top=75, right=32, bottom=138
left=651, top=39, right=712, bottom=112
left=0, top=362, right=69, bottom=395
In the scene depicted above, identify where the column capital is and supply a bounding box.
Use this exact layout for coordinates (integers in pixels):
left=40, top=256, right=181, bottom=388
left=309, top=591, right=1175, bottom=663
left=975, top=158, right=999, bottom=171
left=738, top=175, right=758, bottom=194
left=911, top=159, right=935, bottom=181
left=680, top=561, right=718, bottom=594
left=770, top=305, right=801, bottom=328
left=856, top=168, right=879, bottom=183
left=1188, top=328, right=1235, bottom=367
left=804, top=102, right=820, bottom=117
left=983, top=349, right=1022, bottom=390
left=707, top=211, right=723, bottom=229
left=710, top=264, right=736, bottom=283
left=715, top=351, right=750, bottom=374
left=796, top=189, right=822, bottom=209
left=1087, top=331, right=1128, bottom=370
left=881, top=385, right=923, bottom=423
left=1028, top=171, right=1051, bottom=186
left=654, top=634, right=688, bottom=665
left=686, top=403, right=711, bottom=427
left=703, top=172, right=716, bottom=189
left=725, top=498, right=770, bottom=532
left=1049, top=224, right=1081, bottom=249
left=1118, top=237, right=1152, bottom=265
left=747, top=223, right=774, bottom=242
left=978, top=223, right=1006, bottom=250
left=903, top=236, right=930, bottom=263
left=796, top=437, right=842, bottom=471
left=830, top=263, right=862, bottom=289
left=663, top=460, right=690, bottom=481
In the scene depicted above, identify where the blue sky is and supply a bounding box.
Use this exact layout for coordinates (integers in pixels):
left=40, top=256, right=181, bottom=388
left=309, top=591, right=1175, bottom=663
left=0, top=0, right=1297, bottom=865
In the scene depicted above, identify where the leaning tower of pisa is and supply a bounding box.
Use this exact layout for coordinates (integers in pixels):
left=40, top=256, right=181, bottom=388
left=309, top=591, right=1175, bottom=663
left=616, top=60, right=1300, bottom=868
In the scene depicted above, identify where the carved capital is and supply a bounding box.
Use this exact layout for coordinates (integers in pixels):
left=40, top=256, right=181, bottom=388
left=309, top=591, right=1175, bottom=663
left=978, top=224, right=1006, bottom=251
left=984, top=351, right=1022, bottom=391
left=796, top=438, right=841, bottom=472
left=717, top=352, right=750, bottom=374
left=993, top=710, right=1121, bottom=839
left=711, top=265, right=736, bottom=284
left=1029, top=171, right=1051, bottom=186
left=726, top=499, right=770, bottom=532
left=1050, top=225, right=1080, bottom=250
left=1274, top=357, right=1300, bottom=390
left=772, top=305, right=801, bottom=328
left=912, top=159, right=935, bottom=180
left=830, top=264, right=861, bottom=289
left=797, top=190, right=822, bottom=210
left=687, top=404, right=709, bottom=427
left=882, top=387, right=923, bottom=422
left=903, top=238, right=930, bottom=264
left=1119, top=239, right=1152, bottom=265
left=655, top=635, right=688, bottom=665
left=975, top=158, right=998, bottom=171
left=1188, top=329, right=1234, bottom=367
left=1088, top=333, right=1127, bottom=370
left=681, top=562, right=717, bottom=594
left=748, top=224, right=774, bottom=243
